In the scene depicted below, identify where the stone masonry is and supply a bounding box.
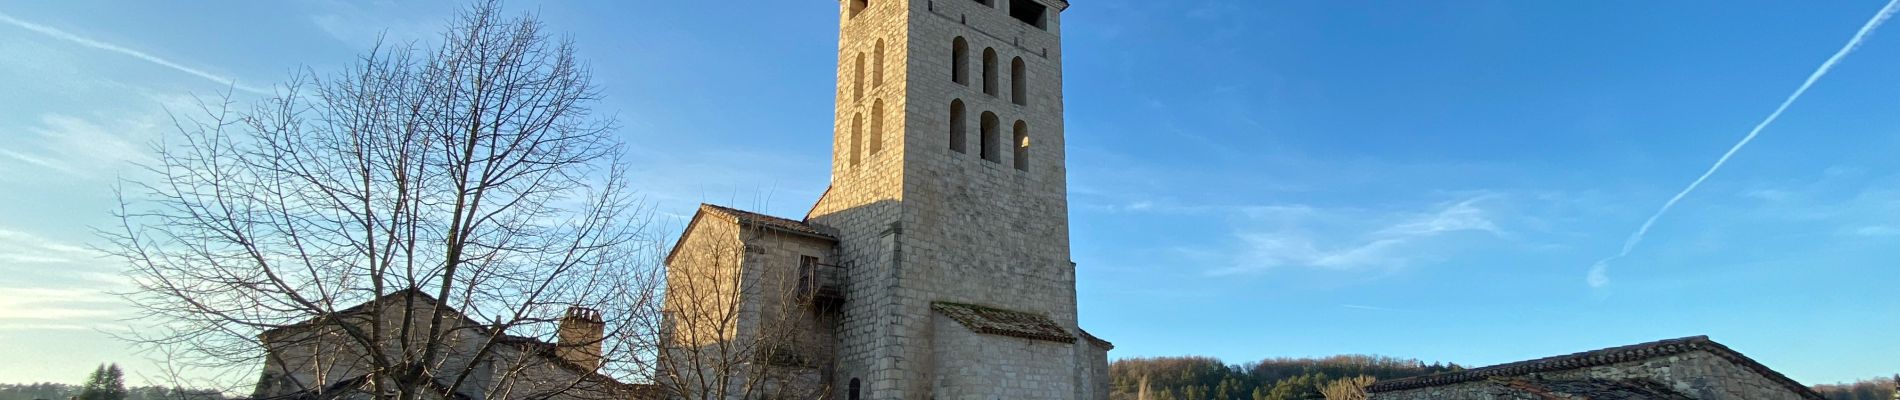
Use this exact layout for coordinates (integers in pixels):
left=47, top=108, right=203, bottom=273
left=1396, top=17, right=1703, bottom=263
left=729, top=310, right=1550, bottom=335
left=1366, top=336, right=1825, bottom=400
left=662, top=0, right=1108, bottom=399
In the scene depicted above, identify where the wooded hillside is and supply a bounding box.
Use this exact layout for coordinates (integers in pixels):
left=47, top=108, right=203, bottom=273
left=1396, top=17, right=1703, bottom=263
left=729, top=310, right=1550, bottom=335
left=1109, top=355, right=1462, bottom=400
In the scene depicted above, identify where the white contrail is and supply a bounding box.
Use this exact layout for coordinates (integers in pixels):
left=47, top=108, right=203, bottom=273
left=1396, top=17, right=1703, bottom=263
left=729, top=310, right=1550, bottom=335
left=1590, top=0, right=1900, bottom=288
left=0, top=10, right=270, bottom=95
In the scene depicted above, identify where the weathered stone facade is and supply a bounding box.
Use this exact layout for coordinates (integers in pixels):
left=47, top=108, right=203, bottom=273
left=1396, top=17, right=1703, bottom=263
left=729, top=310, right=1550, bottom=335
left=252, top=291, right=638, bottom=400
left=661, top=0, right=1109, bottom=399
left=1367, top=336, right=1824, bottom=400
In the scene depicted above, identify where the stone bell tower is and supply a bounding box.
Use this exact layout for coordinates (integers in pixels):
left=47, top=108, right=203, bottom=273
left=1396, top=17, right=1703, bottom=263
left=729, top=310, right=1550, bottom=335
left=806, top=0, right=1110, bottom=398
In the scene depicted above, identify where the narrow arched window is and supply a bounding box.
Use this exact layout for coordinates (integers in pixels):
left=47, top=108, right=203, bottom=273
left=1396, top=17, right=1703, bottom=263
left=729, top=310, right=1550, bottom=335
left=851, top=113, right=863, bottom=167
left=854, top=53, right=866, bottom=101
left=949, top=100, right=967, bottom=153
left=874, top=40, right=885, bottom=88
left=1011, top=57, right=1027, bottom=105
left=952, top=37, right=969, bottom=85
left=1013, top=120, right=1030, bottom=171
left=849, top=379, right=862, bottom=400
left=980, top=112, right=1000, bottom=163
left=870, top=99, right=885, bottom=155
left=982, top=48, right=999, bottom=96
left=849, top=0, right=869, bottom=18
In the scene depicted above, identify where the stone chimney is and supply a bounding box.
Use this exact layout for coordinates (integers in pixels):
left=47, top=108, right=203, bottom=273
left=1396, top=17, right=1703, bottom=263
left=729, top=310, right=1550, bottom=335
left=556, top=306, right=604, bottom=370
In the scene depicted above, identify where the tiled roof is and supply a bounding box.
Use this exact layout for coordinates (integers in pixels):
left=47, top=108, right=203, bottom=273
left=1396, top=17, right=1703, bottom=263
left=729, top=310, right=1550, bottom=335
left=1079, top=328, right=1114, bottom=350
left=932, top=302, right=1076, bottom=344
left=262, top=289, right=463, bottom=337
left=268, top=373, right=472, bottom=400
left=256, top=290, right=634, bottom=391
left=700, top=204, right=835, bottom=240
left=1492, top=377, right=1694, bottom=400
left=1364, top=336, right=1824, bottom=399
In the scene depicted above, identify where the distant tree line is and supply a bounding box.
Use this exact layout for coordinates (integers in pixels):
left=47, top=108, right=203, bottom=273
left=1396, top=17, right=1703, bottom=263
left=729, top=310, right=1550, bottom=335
left=1813, top=375, right=1899, bottom=400
left=0, top=384, right=223, bottom=400
left=0, top=364, right=224, bottom=400
left=1109, top=355, right=1463, bottom=400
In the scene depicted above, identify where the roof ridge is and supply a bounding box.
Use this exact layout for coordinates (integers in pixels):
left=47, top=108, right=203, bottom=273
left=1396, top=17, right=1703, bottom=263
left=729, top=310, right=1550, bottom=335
left=698, top=203, right=835, bottom=240
left=1364, top=336, right=1822, bottom=399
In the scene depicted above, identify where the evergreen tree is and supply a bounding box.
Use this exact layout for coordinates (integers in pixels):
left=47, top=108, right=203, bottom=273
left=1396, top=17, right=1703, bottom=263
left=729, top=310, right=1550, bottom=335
left=78, top=364, right=126, bottom=400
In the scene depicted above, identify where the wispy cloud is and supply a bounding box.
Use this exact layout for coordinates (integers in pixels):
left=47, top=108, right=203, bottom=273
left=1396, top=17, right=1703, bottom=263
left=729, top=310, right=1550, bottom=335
left=1849, top=225, right=1900, bottom=237
left=1590, top=0, right=1900, bottom=288
left=0, top=287, right=120, bottom=326
left=0, top=227, right=100, bottom=265
left=0, top=228, right=126, bottom=331
left=0, top=113, right=160, bottom=179
left=0, top=227, right=124, bottom=287
left=1213, top=196, right=1508, bottom=275
left=0, top=10, right=269, bottom=94
left=1341, top=304, right=1409, bottom=312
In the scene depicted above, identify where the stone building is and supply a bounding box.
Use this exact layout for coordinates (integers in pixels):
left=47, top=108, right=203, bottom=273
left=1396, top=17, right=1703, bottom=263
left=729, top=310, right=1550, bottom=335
left=659, top=0, right=1111, bottom=399
left=1365, top=336, right=1824, bottom=400
left=251, top=290, right=646, bottom=400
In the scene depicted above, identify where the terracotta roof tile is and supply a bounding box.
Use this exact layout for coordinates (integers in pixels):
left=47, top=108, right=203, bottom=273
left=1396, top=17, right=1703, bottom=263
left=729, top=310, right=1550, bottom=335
left=700, top=204, right=835, bottom=240
left=1079, top=328, right=1114, bottom=350
left=1364, top=336, right=1824, bottom=399
left=932, top=302, right=1076, bottom=344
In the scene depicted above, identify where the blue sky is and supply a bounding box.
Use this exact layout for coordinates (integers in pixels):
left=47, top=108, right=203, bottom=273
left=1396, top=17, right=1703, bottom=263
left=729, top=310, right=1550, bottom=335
left=1, top=0, right=1898, bottom=387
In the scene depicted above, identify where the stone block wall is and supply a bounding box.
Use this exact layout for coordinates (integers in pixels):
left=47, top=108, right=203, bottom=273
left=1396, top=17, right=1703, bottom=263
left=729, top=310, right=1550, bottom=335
left=1369, top=349, right=1813, bottom=400
left=809, top=1, right=1093, bottom=399
left=928, top=313, right=1076, bottom=400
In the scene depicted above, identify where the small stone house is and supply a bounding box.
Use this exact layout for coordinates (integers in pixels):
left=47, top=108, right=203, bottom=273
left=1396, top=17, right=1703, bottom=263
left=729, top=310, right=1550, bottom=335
left=1365, top=336, right=1824, bottom=400
left=251, top=290, right=648, bottom=400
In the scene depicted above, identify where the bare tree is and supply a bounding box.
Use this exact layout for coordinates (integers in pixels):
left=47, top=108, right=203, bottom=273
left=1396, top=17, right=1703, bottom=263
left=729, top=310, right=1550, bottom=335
left=654, top=213, right=839, bottom=400
left=1320, top=376, right=1374, bottom=400
left=103, top=2, right=664, bottom=400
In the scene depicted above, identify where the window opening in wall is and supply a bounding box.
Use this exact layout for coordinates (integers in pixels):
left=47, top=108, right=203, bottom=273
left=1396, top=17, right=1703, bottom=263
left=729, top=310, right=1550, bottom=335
left=973, top=0, right=992, bottom=7
left=798, top=255, right=821, bottom=299
left=980, top=112, right=1000, bottom=163
left=854, top=53, right=865, bottom=101
left=851, top=113, right=863, bottom=167
left=982, top=48, right=999, bottom=96
left=849, top=379, right=862, bottom=400
left=874, top=40, right=885, bottom=87
left=1011, top=57, right=1027, bottom=105
left=951, top=37, right=969, bottom=85
left=1013, top=120, right=1030, bottom=171
left=949, top=100, right=966, bottom=153
left=850, top=0, right=869, bottom=18
left=870, top=100, right=884, bottom=155
left=1010, top=0, right=1047, bottom=29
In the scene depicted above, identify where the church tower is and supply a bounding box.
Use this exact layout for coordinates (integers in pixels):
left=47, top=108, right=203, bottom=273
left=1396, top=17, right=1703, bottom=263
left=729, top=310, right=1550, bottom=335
left=807, top=0, right=1110, bottom=399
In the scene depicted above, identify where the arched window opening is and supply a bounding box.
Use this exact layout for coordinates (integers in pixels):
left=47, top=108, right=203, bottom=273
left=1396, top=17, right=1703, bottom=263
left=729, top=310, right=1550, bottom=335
left=979, top=112, right=1000, bottom=163
left=849, top=379, right=862, bottom=400
left=849, top=0, right=869, bottom=18
left=951, top=37, right=969, bottom=85
left=851, top=113, right=863, bottom=167
left=874, top=40, right=885, bottom=88
left=949, top=100, right=967, bottom=153
left=870, top=100, right=885, bottom=155
left=1011, top=57, right=1027, bottom=105
left=854, top=53, right=866, bottom=101
left=982, top=48, right=999, bottom=97
left=1013, top=120, right=1030, bottom=171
